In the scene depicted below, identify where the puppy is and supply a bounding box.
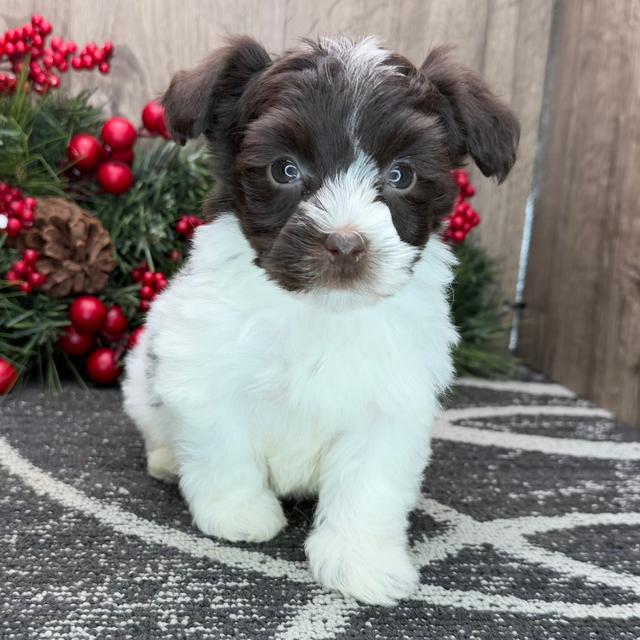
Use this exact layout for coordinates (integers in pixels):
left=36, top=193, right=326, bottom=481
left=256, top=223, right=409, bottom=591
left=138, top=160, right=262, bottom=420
left=123, top=36, right=519, bottom=605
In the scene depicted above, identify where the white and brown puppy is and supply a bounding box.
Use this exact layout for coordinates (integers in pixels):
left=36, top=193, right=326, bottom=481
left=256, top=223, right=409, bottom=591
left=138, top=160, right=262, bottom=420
left=123, top=36, right=519, bottom=605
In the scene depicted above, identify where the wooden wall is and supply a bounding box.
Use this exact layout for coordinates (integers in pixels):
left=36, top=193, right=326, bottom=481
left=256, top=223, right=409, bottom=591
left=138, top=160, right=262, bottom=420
left=518, top=0, right=640, bottom=427
left=0, top=0, right=554, bottom=311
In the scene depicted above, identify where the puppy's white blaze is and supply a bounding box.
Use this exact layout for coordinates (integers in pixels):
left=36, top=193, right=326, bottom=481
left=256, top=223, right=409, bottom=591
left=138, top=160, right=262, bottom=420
left=318, top=36, right=399, bottom=135
left=302, top=152, right=419, bottom=298
left=319, top=36, right=389, bottom=81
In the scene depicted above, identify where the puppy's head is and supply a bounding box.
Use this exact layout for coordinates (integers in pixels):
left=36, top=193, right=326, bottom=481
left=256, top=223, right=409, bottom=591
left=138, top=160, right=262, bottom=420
left=164, top=36, right=519, bottom=308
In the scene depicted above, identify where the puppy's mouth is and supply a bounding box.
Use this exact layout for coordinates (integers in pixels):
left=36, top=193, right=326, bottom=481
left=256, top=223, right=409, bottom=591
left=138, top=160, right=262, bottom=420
left=259, top=219, right=373, bottom=294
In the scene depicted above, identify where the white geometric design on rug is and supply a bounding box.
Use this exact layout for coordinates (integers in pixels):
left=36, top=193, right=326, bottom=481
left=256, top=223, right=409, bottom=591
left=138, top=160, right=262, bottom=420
left=1, top=379, right=638, bottom=640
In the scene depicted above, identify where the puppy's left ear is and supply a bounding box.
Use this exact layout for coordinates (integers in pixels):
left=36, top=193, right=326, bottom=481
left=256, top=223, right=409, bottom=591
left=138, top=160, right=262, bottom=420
left=421, top=47, right=520, bottom=183
left=162, top=36, right=271, bottom=145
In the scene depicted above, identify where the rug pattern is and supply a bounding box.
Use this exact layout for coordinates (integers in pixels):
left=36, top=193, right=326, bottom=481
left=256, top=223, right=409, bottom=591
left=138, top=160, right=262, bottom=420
left=1, top=379, right=639, bottom=639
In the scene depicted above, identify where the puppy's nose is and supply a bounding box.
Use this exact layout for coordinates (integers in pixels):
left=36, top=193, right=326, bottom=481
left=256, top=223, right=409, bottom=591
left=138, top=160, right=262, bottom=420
left=324, top=232, right=365, bottom=262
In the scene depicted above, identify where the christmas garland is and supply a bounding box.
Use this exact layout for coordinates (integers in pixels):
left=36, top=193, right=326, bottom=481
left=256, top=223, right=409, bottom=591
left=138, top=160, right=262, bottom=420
left=0, top=14, right=513, bottom=394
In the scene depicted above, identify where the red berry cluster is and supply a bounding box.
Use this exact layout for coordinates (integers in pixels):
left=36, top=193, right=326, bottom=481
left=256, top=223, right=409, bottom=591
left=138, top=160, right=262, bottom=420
left=5, top=249, right=47, bottom=294
left=141, top=100, right=170, bottom=139
left=0, top=183, right=37, bottom=238
left=69, top=41, right=113, bottom=74
left=131, top=262, right=169, bottom=312
left=176, top=215, right=204, bottom=239
left=60, top=296, right=143, bottom=384
left=443, top=169, right=480, bottom=244
left=67, top=117, right=136, bottom=194
left=0, top=14, right=113, bottom=95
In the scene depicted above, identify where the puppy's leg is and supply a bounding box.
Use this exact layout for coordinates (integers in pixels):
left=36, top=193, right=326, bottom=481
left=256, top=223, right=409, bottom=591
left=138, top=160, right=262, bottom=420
left=123, top=341, right=178, bottom=483
left=176, top=407, right=286, bottom=543
left=306, top=421, right=429, bottom=605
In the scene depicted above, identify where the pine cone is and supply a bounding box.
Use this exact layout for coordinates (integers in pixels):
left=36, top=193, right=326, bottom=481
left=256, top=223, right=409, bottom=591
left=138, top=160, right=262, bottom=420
left=15, top=197, right=117, bottom=297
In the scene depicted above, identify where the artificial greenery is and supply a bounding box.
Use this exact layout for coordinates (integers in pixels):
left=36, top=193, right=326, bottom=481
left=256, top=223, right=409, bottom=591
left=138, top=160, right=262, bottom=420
left=451, top=241, right=514, bottom=377
left=0, top=87, right=513, bottom=389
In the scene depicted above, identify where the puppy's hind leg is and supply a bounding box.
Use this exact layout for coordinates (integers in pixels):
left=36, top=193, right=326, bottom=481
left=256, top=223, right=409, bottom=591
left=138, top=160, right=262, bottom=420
left=122, top=341, right=179, bottom=484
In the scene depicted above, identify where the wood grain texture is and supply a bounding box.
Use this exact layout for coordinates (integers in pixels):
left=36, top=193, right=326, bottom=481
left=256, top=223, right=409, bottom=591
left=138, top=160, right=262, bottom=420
left=0, top=0, right=553, bottom=312
left=519, top=0, right=640, bottom=426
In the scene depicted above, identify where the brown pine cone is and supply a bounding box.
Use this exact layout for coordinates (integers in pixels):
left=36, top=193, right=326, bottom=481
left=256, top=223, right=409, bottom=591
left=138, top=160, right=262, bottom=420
left=15, top=197, right=117, bottom=297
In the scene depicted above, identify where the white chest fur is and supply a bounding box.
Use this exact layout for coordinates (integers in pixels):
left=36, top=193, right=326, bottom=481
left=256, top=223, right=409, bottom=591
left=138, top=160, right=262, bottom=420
left=140, top=215, right=457, bottom=493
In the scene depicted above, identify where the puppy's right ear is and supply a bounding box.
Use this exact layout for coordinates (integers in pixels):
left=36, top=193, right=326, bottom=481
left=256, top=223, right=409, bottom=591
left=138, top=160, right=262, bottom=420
left=162, top=36, right=271, bottom=145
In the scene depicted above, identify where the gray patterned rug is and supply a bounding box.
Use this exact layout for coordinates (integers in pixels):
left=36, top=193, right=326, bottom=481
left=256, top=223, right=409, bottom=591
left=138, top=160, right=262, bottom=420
left=1, top=378, right=639, bottom=639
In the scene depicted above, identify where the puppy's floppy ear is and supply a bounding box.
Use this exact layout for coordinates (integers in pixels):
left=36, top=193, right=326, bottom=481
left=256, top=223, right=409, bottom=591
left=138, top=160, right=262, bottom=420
left=421, top=47, right=520, bottom=183
left=162, top=36, right=271, bottom=145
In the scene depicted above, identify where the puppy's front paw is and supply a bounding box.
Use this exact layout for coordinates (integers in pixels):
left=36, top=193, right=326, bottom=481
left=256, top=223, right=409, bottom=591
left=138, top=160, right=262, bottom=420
left=190, top=488, right=287, bottom=543
left=305, top=527, right=419, bottom=606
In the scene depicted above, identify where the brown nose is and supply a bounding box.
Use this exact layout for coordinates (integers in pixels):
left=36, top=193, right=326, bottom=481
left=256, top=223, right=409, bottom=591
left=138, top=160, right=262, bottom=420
left=324, top=232, right=365, bottom=262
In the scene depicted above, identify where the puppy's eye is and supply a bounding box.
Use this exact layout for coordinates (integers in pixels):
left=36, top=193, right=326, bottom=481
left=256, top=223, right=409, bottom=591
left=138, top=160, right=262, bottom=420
left=270, top=158, right=301, bottom=184
left=387, top=163, right=415, bottom=190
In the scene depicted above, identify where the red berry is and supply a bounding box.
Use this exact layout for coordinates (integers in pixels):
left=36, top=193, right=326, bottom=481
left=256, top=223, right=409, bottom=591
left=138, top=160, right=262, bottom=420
left=20, top=209, right=35, bottom=227
left=28, top=271, right=47, bottom=287
left=9, top=200, right=24, bottom=216
left=141, top=100, right=166, bottom=134
left=139, top=300, right=151, bottom=312
left=60, top=325, right=95, bottom=356
left=110, top=148, right=134, bottom=165
left=6, top=218, right=23, bottom=237
left=101, top=117, right=137, bottom=151
left=175, top=218, right=190, bottom=236
left=86, top=348, right=121, bottom=385
left=19, top=281, right=33, bottom=294
left=67, top=133, right=102, bottom=171
left=5, top=271, right=19, bottom=283
left=463, top=184, right=476, bottom=198
left=97, top=161, right=134, bottom=195
left=128, top=326, right=145, bottom=350
left=98, top=62, right=110, bottom=74
left=13, top=260, right=29, bottom=277
left=141, top=271, right=155, bottom=287
left=23, top=249, right=39, bottom=265
left=131, top=267, right=144, bottom=283
left=153, top=272, right=167, bottom=288
left=71, top=57, right=82, bottom=70
left=451, top=215, right=465, bottom=230
left=455, top=171, right=469, bottom=188
left=0, top=358, right=18, bottom=395
left=139, top=285, right=155, bottom=301
left=69, top=296, right=107, bottom=333
left=169, top=249, right=182, bottom=263
left=452, top=230, right=466, bottom=243
left=102, top=305, right=129, bottom=336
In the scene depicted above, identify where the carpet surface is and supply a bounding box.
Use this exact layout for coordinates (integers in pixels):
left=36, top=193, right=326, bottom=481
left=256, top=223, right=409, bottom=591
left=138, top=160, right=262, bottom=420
left=1, top=379, right=639, bottom=639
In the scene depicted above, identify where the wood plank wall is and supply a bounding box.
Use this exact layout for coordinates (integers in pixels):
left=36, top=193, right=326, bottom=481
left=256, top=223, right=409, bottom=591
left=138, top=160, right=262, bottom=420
left=519, top=0, right=640, bottom=427
left=0, top=0, right=554, bottom=313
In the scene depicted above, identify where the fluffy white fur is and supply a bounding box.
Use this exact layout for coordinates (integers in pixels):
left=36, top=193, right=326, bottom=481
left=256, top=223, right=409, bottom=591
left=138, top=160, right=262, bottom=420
left=123, top=202, right=457, bottom=605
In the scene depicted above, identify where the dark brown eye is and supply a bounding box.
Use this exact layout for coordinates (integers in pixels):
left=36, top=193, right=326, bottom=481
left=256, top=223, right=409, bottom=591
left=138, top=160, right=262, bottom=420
left=270, top=158, right=301, bottom=184
left=387, top=163, right=415, bottom=190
